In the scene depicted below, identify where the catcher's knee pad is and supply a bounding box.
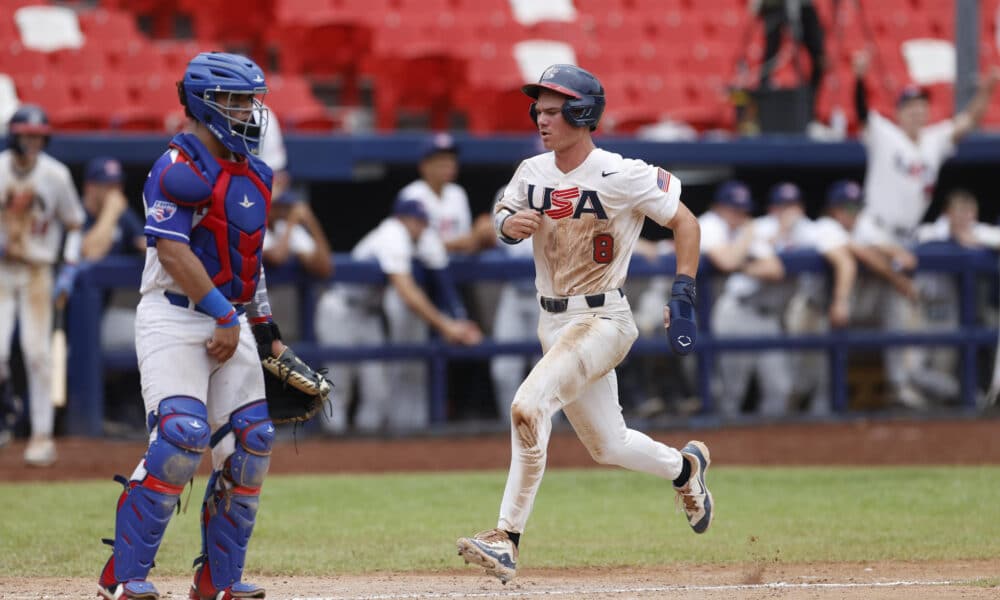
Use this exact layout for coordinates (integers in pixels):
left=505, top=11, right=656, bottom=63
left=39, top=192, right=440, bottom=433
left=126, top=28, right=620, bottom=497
left=195, top=400, right=273, bottom=594
left=145, top=396, right=211, bottom=485
left=108, top=396, right=209, bottom=584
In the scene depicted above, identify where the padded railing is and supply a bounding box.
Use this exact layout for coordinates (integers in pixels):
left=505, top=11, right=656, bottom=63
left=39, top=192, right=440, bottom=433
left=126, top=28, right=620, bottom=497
left=65, top=245, right=999, bottom=436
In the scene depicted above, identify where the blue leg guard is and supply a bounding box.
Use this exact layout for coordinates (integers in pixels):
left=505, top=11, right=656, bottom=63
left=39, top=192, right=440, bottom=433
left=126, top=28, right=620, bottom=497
left=192, top=400, right=273, bottom=598
left=100, top=396, right=209, bottom=589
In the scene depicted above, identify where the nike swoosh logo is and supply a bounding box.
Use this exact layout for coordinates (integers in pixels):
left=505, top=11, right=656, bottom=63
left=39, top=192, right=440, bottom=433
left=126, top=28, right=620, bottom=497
left=601, top=171, right=619, bottom=177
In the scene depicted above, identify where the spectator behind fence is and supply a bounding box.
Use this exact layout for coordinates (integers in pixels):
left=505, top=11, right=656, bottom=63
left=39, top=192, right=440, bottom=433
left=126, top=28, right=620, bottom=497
left=754, top=0, right=826, bottom=117
left=711, top=182, right=812, bottom=417
left=915, top=190, right=1000, bottom=405
left=399, top=133, right=496, bottom=255
left=80, top=156, right=147, bottom=433
left=851, top=51, right=998, bottom=408
left=262, top=189, right=333, bottom=279
left=784, top=180, right=861, bottom=415
left=314, top=196, right=481, bottom=432
left=81, top=157, right=146, bottom=347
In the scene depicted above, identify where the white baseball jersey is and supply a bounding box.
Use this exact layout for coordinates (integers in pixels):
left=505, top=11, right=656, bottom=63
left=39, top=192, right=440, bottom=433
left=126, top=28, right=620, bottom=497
left=916, top=216, right=1000, bottom=248
left=0, top=150, right=83, bottom=265
left=496, top=148, right=680, bottom=298
left=698, top=210, right=731, bottom=252
left=263, top=220, right=316, bottom=254
left=399, top=179, right=472, bottom=244
left=860, top=111, right=955, bottom=236
left=258, top=108, right=286, bottom=172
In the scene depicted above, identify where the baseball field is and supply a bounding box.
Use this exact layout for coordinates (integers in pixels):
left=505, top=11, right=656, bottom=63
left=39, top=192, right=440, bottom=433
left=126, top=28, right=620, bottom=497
left=2, top=418, right=999, bottom=599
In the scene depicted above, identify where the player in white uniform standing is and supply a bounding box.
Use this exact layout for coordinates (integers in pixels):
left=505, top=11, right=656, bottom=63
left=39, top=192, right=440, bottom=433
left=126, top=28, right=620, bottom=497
left=456, top=64, right=711, bottom=584
left=784, top=180, right=860, bottom=414
left=0, top=104, right=84, bottom=466
left=852, top=52, right=998, bottom=406
left=315, top=196, right=481, bottom=432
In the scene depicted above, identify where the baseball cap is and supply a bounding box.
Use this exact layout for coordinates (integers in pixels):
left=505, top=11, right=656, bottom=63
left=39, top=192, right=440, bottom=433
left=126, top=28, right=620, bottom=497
left=713, top=180, right=753, bottom=212
left=392, top=195, right=429, bottom=222
left=85, top=156, right=124, bottom=184
left=768, top=182, right=802, bottom=207
left=419, top=132, right=458, bottom=161
left=897, top=83, right=930, bottom=107
left=826, top=179, right=864, bottom=208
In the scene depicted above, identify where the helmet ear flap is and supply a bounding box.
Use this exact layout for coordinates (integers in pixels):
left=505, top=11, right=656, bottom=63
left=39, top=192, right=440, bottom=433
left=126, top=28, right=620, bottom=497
left=529, top=102, right=538, bottom=125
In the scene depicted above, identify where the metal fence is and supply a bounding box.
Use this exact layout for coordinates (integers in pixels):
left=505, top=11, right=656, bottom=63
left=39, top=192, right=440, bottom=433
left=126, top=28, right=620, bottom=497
left=65, top=245, right=999, bottom=436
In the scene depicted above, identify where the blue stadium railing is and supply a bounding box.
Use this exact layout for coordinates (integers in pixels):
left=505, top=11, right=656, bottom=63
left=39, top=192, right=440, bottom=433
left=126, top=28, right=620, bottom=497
left=65, top=245, right=999, bottom=436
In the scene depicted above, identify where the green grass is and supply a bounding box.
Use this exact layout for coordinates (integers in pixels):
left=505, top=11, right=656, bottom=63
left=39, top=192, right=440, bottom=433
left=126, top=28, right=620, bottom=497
left=2, top=466, right=999, bottom=577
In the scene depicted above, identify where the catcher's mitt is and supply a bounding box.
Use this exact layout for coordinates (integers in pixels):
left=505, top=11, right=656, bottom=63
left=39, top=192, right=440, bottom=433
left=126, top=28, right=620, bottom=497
left=254, top=322, right=333, bottom=424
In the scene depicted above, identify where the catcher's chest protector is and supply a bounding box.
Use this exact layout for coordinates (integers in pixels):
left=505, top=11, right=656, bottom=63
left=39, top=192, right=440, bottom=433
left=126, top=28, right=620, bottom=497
left=169, top=133, right=273, bottom=304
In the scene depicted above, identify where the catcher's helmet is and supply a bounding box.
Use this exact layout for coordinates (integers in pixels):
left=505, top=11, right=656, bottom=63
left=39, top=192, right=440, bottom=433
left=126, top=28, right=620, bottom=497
left=177, top=52, right=268, bottom=156
left=523, top=64, right=605, bottom=131
left=7, top=104, right=51, bottom=155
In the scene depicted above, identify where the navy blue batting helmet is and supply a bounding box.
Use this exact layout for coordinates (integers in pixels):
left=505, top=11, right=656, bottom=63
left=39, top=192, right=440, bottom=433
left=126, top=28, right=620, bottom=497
left=7, top=104, right=51, bottom=155
left=178, top=52, right=268, bottom=156
left=523, top=64, right=605, bottom=131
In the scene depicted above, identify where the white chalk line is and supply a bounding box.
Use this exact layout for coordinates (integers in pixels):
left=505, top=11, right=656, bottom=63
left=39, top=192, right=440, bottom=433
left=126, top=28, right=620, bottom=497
left=0, top=580, right=968, bottom=600
left=288, top=579, right=962, bottom=600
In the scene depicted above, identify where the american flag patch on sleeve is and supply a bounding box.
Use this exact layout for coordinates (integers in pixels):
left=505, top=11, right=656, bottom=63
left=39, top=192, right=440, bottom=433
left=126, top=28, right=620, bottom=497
left=657, top=167, right=672, bottom=192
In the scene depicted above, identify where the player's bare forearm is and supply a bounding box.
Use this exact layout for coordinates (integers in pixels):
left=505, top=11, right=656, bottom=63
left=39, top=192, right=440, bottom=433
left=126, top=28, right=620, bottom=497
left=300, top=212, right=335, bottom=278
left=824, top=246, right=857, bottom=317
left=666, top=203, right=700, bottom=278
left=156, top=238, right=219, bottom=302
left=81, top=212, right=119, bottom=260
left=388, top=272, right=451, bottom=334
left=954, top=67, right=999, bottom=141
left=744, top=256, right=785, bottom=281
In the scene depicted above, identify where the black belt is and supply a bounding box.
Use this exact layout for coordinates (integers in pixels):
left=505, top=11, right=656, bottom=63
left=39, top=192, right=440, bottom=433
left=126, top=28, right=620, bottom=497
left=540, top=288, right=623, bottom=313
left=164, top=291, right=245, bottom=317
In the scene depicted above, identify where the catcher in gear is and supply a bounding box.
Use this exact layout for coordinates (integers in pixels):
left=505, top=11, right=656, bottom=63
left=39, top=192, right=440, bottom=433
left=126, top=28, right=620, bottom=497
left=253, top=321, right=332, bottom=423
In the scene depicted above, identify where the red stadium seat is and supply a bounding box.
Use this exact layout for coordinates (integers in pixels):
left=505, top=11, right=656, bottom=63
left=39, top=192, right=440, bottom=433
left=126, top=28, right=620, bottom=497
left=16, top=73, right=105, bottom=130
left=0, top=42, right=48, bottom=78
left=265, top=74, right=338, bottom=131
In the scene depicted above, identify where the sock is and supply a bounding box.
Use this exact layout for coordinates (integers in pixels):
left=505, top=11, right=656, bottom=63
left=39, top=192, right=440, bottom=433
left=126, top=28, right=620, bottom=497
left=672, top=455, right=692, bottom=488
left=505, top=531, right=520, bottom=548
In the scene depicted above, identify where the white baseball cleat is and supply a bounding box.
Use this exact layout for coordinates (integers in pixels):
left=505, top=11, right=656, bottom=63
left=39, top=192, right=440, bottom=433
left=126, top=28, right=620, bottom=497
left=24, top=435, right=56, bottom=467
left=675, top=440, right=713, bottom=534
left=457, top=528, right=518, bottom=584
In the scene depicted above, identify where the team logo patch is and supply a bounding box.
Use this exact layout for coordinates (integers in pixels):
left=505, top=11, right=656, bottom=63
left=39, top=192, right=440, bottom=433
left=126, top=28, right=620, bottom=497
left=545, top=187, right=579, bottom=220
left=657, top=168, right=672, bottom=193
left=150, top=200, right=177, bottom=223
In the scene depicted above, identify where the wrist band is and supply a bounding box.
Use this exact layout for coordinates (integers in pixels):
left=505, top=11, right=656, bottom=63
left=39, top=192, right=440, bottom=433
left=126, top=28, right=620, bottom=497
left=197, top=288, right=238, bottom=327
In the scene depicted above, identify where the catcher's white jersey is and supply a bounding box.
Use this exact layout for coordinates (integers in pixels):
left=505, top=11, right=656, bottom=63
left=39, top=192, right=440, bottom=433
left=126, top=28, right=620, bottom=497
left=0, top=150, right=83, bottom=265
left=399, top=179, right=472, bottom=244
left=860, top=111, right=955, bottom=237
left=496, top=148, right=680, bottom=297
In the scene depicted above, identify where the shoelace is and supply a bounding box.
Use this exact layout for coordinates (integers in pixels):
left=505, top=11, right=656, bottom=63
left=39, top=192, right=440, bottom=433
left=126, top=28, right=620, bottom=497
left=675, top=482, right=700, bottom=514
left=474, top=529, right=508, bottom=545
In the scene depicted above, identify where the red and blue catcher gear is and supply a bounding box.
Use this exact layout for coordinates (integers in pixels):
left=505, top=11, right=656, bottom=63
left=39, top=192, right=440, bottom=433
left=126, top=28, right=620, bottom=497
left=143, top=132, right=272, bottom=304
left=192, top=401, right=273, bottom=599
left=7, top=104, right=51, bottom=156
left=524, top=64, right=605, bottom=131
left=179, top=52, right=268, bottom=156
left=99, top=397, right=210, bottom=594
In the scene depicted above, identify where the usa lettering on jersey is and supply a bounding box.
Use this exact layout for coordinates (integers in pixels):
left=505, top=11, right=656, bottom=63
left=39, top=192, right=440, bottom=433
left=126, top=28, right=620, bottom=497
left=526, top=184, right=608, bottom=220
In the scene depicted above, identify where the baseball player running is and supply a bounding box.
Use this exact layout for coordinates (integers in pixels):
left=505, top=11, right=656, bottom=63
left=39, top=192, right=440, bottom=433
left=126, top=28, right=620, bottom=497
left=98, top=52, right=280, bottom=600
left=0, top=104, right=84, bottom=466
left=456, top=64, right=711, bottom=584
